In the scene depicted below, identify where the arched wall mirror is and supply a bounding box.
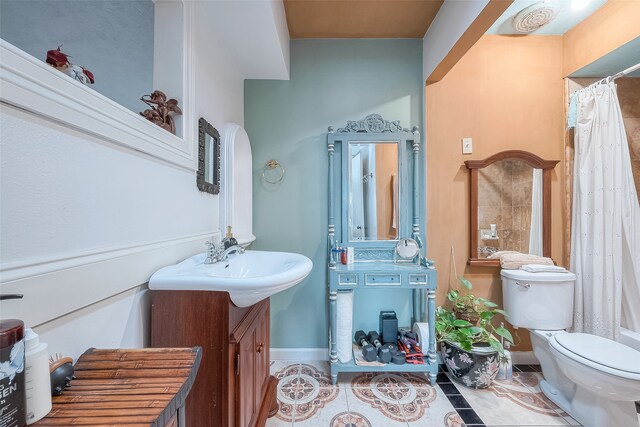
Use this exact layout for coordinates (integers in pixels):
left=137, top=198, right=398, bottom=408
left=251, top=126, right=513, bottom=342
left=465, top=150, right=559, bottom=267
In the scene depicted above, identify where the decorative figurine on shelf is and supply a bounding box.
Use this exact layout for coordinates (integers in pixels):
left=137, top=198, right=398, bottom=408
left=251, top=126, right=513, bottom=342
left=46, top=46, right=94, bottom=86
left=139, top=90, right=182, bottom=134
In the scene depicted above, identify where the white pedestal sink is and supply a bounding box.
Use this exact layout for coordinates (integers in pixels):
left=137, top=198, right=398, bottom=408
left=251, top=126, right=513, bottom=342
left=149, top=250, right=313, bottom=307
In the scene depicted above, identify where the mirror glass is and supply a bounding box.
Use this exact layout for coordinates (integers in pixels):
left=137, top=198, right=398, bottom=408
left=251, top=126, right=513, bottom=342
left=348, top=141, right=399, bottom=241
left=477, top=159, right=542, bottom=258
left=204, top=133, right=215, bottom=183
left=197, top=118, right=220, bottom=194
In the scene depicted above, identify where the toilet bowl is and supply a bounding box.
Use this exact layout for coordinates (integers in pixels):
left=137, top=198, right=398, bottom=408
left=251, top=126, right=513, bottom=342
left=501, top=270, right=640, bottom=427
left=532, top=330, right=640, bottom=427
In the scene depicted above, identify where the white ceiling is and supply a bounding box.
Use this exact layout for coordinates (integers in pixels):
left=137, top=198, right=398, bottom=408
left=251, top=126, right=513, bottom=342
left=487, top=0, right=607, bottom=35
left=197, top=0, right=290, bottom=81
left=570, top=37, right=640, bottom=77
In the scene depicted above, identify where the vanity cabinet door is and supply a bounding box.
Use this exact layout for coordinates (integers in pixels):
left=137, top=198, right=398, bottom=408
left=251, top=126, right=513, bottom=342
left=255, top=305, right=271, bottom=412
left=237, top=326, right=257, bottom=427
left=254, top=304, right=270, bottom=413
left=235, top=301, right=270, bottom=427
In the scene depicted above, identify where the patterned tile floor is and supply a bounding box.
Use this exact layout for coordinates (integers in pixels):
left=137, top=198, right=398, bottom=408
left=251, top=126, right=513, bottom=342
left=266, top=362, right=586, bottom=427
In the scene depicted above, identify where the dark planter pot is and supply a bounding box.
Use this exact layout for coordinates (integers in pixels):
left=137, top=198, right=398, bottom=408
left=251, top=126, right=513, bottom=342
left=441, top=340, right=499, bottom=389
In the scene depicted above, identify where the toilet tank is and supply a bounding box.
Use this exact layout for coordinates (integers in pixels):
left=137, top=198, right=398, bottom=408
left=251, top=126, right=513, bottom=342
left=501, top=270, right=576, bottom=330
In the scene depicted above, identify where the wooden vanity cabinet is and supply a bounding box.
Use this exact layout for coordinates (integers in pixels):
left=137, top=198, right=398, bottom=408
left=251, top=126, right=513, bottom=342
left=151, top=291, right=277, bottom=427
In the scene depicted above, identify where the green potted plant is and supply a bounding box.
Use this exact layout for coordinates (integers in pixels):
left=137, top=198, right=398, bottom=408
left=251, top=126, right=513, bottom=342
left=435, top=277, right=513, bottom=389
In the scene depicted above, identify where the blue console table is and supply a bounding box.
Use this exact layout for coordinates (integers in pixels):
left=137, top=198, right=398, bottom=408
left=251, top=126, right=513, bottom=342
left=328, top=262, right=438, bottom=384
left=326, top=114, right=438, bottom=385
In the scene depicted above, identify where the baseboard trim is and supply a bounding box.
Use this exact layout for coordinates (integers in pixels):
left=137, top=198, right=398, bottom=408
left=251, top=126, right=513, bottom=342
left=269, top=348, right=539, bottom=365
left=510, top=351, right=539, bottom=364
left=270, top=348, right=329, bottom=361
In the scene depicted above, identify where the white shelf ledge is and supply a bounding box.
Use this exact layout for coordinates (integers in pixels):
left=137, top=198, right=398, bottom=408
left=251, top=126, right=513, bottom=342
left=0, top=39, right=195, bottom=171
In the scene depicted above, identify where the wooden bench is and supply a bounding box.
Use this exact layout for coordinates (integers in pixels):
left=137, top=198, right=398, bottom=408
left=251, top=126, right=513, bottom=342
left=34, top=347, right=201, bottom=427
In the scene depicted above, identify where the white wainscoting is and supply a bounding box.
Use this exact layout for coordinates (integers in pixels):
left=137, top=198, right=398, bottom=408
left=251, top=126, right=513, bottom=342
left=1, top=231, right=220, bottom=328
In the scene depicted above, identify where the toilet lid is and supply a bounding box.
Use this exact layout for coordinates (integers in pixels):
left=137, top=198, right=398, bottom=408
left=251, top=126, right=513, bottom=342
left=552, top=333, right=640, bottom=374
left=500, top=269, right=576, bottom=281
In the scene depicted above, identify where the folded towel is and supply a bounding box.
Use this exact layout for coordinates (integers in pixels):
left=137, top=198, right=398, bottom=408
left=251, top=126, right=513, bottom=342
left=488, top=250, right=521, bottom=259
left=500, top=253, right=554, bottom=270
left=520, top=264, right=568, bottom=273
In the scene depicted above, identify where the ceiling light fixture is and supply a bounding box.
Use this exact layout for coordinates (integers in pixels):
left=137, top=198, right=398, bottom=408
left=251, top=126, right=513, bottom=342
left=512, top=1, right=559, bottom=34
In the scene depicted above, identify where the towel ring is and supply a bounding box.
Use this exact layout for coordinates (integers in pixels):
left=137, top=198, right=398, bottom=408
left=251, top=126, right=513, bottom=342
left=262, top=159, right=285, bottom=184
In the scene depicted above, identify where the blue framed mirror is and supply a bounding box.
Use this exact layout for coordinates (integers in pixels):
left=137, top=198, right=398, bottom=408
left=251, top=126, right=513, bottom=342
left=327, top=114, right=423, bottom=262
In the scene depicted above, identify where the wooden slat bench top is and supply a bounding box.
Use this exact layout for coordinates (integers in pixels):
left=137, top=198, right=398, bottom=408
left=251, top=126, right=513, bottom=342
left=34, top=347, right=201, bottom=427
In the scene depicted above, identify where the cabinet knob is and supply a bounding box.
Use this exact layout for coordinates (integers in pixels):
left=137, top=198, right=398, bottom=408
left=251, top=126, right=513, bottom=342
left=256, top=343, right=264, bottom=354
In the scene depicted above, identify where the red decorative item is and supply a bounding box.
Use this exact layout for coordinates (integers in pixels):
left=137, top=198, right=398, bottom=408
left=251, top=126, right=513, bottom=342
left=45, top=46, right=94, bottom=85
left=81, top=67, right=95, bottom=84
left=46, top=47, right=69, bottom=68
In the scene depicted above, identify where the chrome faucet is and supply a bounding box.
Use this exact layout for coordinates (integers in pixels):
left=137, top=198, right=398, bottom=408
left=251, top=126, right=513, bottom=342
left=219, top=244, right=245, bottom=261
left=204, top=240, right=220, bottom=264
left=204, top=240, right=245, bottom=264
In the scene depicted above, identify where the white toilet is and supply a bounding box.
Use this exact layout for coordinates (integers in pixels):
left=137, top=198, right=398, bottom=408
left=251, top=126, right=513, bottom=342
left=502, top=269, right=640, bottom=427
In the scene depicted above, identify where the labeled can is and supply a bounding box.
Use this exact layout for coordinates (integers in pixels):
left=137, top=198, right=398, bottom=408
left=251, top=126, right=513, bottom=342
left=0, top=319, right=26, bottom=427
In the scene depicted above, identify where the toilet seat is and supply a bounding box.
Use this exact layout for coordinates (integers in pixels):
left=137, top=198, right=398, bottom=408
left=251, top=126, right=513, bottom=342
left=549, top=332, right=640, bottom=380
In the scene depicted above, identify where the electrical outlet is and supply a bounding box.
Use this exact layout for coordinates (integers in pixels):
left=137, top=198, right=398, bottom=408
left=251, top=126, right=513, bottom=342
left=462, top=138, right=473, bottom=154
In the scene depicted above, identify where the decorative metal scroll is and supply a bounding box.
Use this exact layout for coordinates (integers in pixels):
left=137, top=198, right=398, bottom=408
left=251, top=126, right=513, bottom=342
left=354, top=248, right=395, bottom=261
left=336, top=114, right=411, bottom=133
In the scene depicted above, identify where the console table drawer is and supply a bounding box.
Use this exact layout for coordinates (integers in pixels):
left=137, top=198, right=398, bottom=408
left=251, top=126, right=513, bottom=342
left=338, top=273, right=358, bottom=285
left=365, top=274, right=401, bottom=286
left=409, top=274, right=428, bottom=285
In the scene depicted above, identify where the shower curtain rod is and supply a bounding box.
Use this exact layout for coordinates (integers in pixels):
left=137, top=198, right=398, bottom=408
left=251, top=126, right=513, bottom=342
left=610, top=62, right=640, bottom=80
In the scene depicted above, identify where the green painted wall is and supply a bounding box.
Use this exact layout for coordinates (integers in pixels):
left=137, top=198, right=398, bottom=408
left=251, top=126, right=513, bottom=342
left=245, top=39, right=423, bottom=348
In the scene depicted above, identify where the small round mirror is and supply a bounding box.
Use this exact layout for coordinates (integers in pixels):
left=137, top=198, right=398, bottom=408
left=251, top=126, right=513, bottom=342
left=395, top=238, right=419, bottom=259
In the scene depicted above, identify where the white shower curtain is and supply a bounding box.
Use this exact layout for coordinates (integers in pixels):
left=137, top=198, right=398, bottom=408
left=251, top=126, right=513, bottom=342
left=570, top=81, right=640, bottom=339
left=529, top=169, right=543, bottom=256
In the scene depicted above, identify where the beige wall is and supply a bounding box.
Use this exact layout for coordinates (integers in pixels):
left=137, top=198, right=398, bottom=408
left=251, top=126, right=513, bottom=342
left=426, top=35, right=565, bottom=351
left=563, top=0, right=640, bottom=76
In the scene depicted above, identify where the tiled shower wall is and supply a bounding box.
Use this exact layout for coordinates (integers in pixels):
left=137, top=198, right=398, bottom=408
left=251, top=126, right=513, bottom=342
left=617, top=78, right=640, bottom=196
left=478, top=160, right=534, bottom=257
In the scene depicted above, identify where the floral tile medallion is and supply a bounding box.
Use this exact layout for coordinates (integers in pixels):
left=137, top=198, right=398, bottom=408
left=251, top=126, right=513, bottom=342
left=444, top=411, right=466, bottom=427
left=273, top=363, right=340, bottom=422
left=351, top=373, right=437, bottom=422
left=489, top=373, right=568, bottom=417
left=330, top=411, right=372, bottom=427
left=452, top=371, right=571, bottom=426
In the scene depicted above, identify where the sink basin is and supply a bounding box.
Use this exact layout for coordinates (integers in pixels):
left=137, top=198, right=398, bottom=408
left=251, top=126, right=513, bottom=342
left=149, top=250, right=313, bottom=307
